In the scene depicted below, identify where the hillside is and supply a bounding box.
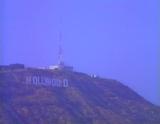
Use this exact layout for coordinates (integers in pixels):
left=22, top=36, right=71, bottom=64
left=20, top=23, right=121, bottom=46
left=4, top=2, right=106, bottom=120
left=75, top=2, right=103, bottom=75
left=0, top=67, right=160, bottom=124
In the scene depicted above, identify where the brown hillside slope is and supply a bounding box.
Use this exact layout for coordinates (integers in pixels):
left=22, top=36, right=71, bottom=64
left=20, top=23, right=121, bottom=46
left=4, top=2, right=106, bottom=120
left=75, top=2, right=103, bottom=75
left=0, top=68, right=160, bottom=124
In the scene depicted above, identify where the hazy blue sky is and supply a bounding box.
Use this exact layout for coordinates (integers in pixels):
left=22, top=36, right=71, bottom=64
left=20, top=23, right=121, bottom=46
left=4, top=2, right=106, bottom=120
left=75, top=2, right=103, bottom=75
left=0, top=0, right=159, bottom=105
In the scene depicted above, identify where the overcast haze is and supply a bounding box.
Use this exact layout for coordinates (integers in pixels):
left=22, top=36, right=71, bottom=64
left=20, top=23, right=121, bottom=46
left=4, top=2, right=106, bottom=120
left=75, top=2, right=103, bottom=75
left=0, top=0, right=159, bottom=105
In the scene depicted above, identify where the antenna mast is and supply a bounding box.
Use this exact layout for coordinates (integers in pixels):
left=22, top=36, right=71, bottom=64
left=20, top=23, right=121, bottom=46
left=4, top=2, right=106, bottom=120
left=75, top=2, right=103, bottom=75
left=58, top=32, right=64, bottom=65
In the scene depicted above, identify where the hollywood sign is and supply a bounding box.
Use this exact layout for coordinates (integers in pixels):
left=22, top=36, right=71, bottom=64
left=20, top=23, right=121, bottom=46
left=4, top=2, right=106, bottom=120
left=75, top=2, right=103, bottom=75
left=25, top=76, right=69, bottom=87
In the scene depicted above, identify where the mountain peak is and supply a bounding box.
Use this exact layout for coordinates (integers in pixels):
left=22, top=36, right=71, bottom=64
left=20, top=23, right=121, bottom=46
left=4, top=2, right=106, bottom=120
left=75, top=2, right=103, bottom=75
left=0, top=65, right=160, bottom=124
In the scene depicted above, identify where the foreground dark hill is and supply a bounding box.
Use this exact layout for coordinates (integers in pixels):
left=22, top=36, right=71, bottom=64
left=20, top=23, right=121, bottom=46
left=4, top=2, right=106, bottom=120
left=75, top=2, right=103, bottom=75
left=0, top=67, right=160, bottom=124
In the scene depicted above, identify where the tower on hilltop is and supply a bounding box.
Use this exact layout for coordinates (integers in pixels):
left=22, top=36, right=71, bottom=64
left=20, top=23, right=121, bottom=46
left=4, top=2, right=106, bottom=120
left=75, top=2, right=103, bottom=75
left=58, top=32, right=64, bottom=66
left=49, top=32, right=73, bottom=71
